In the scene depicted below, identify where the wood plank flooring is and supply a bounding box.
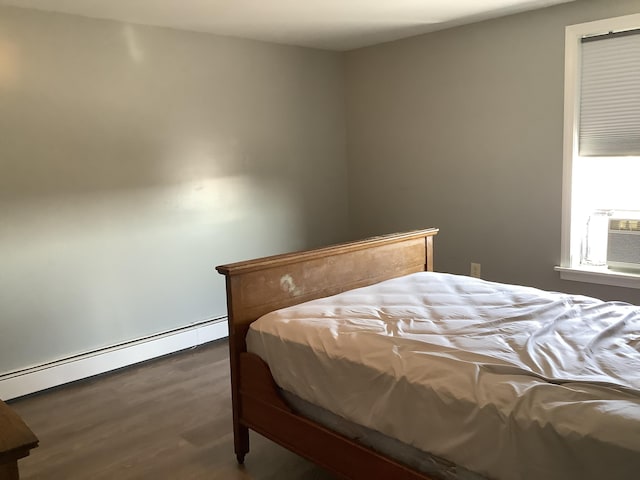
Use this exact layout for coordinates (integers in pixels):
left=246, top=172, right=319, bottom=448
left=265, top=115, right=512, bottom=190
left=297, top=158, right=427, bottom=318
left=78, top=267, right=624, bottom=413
left=8, top=339, right=336, bottom=480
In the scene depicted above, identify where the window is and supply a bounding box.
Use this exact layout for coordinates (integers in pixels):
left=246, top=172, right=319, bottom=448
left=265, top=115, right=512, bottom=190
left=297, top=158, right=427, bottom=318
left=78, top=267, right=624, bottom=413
left=557, top=14, right=640, bottom=289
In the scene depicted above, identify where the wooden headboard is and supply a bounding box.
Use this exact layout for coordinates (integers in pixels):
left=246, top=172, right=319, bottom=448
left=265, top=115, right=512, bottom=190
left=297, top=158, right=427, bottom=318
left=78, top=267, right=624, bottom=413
left=216, top=228, right=438, bottom=351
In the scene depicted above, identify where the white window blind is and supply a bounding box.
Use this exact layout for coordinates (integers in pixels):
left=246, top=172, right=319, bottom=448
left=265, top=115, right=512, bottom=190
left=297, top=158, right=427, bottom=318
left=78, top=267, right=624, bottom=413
left=579, top=30, right=640, bottom=156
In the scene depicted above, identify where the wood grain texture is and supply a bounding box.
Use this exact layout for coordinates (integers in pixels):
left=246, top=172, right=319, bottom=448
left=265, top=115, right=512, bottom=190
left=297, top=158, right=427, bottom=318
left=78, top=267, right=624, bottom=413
left=9, top=340, right=334, bottom=480
left=217, top=229, right=437, bottom=327
left=217, top=229, right=439, bottom=479
left=0, top=463, right=19, bottom=480
left=0, top=399, right=38, bottom=480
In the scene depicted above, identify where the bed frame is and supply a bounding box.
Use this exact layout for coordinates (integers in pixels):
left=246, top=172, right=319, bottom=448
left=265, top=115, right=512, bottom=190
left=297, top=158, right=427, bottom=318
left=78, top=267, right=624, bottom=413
left=216, top=228, right=439, bottom=479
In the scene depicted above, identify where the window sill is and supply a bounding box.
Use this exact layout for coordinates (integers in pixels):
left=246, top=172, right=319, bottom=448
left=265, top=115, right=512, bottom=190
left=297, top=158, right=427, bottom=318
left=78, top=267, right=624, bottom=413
left=555, top=265, right=640, bottom=289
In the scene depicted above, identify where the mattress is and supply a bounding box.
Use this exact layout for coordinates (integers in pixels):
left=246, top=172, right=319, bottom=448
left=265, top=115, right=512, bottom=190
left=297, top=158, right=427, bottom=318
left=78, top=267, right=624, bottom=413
left=246, top=272, right=640, bottom=480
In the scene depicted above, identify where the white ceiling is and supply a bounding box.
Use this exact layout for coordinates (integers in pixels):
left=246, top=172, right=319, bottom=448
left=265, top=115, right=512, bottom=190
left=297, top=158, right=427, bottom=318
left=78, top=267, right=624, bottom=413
left=0, top=0, right=575, bottom=51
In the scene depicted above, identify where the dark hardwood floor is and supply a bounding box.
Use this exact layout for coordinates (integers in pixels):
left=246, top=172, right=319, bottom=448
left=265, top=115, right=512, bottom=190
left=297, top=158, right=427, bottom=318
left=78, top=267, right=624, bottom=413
left=9, top=339, right=336, bottom=479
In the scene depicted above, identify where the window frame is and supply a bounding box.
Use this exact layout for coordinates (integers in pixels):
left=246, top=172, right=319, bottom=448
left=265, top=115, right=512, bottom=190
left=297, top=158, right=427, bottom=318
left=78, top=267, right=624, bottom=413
left=556, top=13, right=640, bottom=289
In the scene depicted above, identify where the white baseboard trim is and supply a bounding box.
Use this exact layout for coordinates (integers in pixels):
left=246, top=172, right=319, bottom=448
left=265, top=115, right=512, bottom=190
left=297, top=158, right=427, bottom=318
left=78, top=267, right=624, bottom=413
left=0, top=318, right=228, bottom=401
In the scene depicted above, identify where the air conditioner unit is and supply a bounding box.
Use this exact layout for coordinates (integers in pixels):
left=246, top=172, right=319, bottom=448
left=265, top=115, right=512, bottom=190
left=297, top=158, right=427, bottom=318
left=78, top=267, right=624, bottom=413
left=607, top=217, right=640, bottom=271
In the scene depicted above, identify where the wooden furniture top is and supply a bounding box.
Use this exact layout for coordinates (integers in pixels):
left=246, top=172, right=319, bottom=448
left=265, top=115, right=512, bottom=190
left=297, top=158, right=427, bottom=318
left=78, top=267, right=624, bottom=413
left=0, top=399, right=38, bottom=465
left=217, top=228, right=438, bottom=276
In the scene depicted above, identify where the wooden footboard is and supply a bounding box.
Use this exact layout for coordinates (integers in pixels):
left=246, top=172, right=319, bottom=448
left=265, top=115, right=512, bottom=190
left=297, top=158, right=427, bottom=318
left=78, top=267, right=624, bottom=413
left=216, top=228, right=438, bottom=478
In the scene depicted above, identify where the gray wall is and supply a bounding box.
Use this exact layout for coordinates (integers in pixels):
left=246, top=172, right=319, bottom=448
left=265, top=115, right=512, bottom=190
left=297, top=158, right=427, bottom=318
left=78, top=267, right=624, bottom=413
left=0, top=7, right=349, bottom=373
left=4, top=0, right=640, bottom=377
left=345, top=0, right=640, bottom=303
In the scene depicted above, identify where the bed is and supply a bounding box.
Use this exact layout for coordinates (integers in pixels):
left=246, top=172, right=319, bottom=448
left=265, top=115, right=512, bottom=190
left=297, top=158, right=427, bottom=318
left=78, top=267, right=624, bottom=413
left=215, top=229, right=640, bottom=480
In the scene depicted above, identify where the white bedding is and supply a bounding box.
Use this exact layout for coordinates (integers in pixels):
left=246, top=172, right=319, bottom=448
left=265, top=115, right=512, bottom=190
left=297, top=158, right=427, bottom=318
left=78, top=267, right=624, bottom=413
left=246, top=272, right=640, bottom=480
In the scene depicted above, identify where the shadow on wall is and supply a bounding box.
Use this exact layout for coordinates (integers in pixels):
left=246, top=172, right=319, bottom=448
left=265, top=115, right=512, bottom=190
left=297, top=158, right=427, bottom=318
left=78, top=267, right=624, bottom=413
left=0, top=7, right=349, bottom=373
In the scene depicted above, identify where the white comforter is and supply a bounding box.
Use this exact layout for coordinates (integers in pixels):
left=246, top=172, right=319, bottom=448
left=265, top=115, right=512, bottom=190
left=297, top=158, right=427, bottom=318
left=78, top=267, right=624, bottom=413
left=246, top=272, right=640, bottom=480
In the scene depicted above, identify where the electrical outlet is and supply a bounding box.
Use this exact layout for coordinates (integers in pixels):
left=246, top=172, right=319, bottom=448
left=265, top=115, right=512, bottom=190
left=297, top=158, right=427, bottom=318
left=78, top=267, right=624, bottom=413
left=470, top=262, right=481, bottom=278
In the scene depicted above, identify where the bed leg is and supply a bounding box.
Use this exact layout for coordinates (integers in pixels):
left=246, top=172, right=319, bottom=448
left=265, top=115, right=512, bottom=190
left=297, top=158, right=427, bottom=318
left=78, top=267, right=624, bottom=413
left=234, top=424, right=249, bottom=464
